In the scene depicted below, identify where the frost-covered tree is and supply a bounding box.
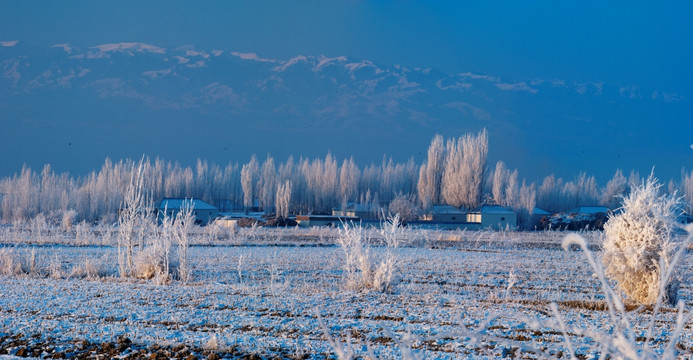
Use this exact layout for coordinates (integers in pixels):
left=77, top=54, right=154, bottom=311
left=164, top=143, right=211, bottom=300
left=388, top=193, right=421, bottom=224
left=682, top=169, right=693, bottom=214
left=275, top=180, right=292, bottom=219
left=491, top=161, right=507, bottom=206
left=417, top=134, right=444, bottom=210
left=515, top=180, right=536, bottom=230
left=505, top=169, right=519, bottom=208
left=118, top=158, right=150, bottom=278
left=458, top=129, right=488, bottom=209
left=561, top=172, right=599, bottom=210
left=602, top=174, right=681, bottom=305
left=339, top=157, right=360, bottom=209
left=629, top=170, right=642, bottom=188
left=241, top=155, right=259, bottom=212
left=258, top=155, right=277, bottom=213
left=600, top=169, right=628, bottom=209
left=537, top=174, right=564, bottom=212
left=440, top=129, right=488, bottom=209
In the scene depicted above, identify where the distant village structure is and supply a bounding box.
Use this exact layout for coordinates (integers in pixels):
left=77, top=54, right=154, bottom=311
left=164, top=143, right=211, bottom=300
left=331, top=203, right=381, bottom=221
left=3, top=130, right=692, bottom=232
left=297, top=203, right=517, bottom=230
left=157, top=198, right=219, bottom=226
left=415, top=204, right=516, bottom=230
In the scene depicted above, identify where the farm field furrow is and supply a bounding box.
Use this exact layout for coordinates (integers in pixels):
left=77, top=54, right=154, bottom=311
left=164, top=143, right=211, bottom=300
left=1, top=233, right=691, bottom=359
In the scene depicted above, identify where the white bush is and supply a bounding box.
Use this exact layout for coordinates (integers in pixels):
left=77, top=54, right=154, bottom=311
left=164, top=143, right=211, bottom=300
left=602, top=174, right=681, bottom=305
left=388, top=193, right=421, bottom=224
left=337, top=216, right=402, bottom=293
left=0, top=248, right=22, bottom=276
left=71, top=255, right=110, bottom=279
left=133, top=246, right=168, bottom=281
left=174, top=200, right=195, bottom=283
left=519, top=233, right=693, bottom=360
left=61, top=210, right=77, bottom=231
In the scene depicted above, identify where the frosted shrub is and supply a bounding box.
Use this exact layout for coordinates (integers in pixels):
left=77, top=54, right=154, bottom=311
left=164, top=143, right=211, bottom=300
left=0, top=248, right=22, bottom=276
left=133, top=246, right=166, bottom=280
left=30, top=214, right=47, bottom=242
left=48, top=254, right=64, bottom=279
left=519, top=233, right=693, bottom=359
left=388, top=194, right=421, bottom=224
left=74, top=221, right=91, bottom=244
left=20, top=247, right=39, bottom=275
left=61, top=210, right=77, bottom=231
left=173, top=199, right=195, bottom=283
left=71, top=255, right=110, bottom=279
left=337, top=222, right=371, bottom=290
left=118, top=159, right=148, bottom=278
left=337, top=217, right=401, bottom=293
left=602, top=174, right=681, bottom=305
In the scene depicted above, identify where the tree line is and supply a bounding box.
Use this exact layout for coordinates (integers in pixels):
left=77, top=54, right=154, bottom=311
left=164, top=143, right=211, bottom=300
left=1, top=130, right=692, bottom=229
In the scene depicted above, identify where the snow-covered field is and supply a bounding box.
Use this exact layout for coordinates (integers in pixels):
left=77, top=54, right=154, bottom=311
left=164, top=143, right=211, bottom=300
left=0, top=227, right=691, bottom=359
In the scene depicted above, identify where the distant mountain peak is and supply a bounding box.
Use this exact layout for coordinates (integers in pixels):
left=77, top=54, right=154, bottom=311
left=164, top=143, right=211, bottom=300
left=0, top=42, right=688, bottom=182
left=93, top=42, right=166, bottom=54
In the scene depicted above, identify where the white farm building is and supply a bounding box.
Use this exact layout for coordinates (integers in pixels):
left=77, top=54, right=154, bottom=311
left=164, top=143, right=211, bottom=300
left=157, top=198, right=219, bottom=226
left=414, top=204, right=517, bottom=230
left=466, top=205, right=517, bottom=230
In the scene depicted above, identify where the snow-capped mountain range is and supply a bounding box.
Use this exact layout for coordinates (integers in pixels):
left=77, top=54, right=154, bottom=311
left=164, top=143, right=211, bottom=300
left=1, top=42, right=689, bottom=181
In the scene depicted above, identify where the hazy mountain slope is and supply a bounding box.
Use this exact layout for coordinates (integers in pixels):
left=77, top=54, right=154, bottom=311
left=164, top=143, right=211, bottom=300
left=1, top=42, right=689, bottom=181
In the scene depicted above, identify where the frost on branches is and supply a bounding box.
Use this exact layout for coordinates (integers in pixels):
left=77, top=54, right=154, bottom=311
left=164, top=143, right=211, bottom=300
left=602, top=174, right=681, bottom=306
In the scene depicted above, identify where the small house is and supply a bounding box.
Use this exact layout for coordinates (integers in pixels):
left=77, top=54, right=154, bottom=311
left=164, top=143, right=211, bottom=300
left=415, top=204, right=516, bottom=230
left=421, top=205, right=467, bottom=223
left=467, top=205, right=517, bottom=230
left=530, top=207, right=552, bottom=230
left=158, top=198, right=219, bottom=226
left=296, top=214, right=359, bottom=227
left=332, top=203, right=382, bottom=221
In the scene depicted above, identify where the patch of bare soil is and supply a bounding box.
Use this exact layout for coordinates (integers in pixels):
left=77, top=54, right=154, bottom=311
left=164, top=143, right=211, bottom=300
left=0, top=333, right=310, bottom=360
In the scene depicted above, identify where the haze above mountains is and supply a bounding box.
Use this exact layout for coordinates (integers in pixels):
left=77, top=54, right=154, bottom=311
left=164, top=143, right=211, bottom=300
left=1, top=41, right=690, bottom=183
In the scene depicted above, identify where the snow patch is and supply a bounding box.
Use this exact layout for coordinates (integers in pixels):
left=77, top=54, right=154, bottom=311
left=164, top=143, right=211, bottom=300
left=186, top=60, right=206, bottom=69
left=436, top=79, right=472, bottom=91
left=314, top=55, right=347, bottom=71
left=92, top=42, right=166, bottom=54
left=495, top=82, right=538, bottom=94
left=143, top=68, right=172, bottom=79
left=230, top=52, right=276, bottom=63
left=51, top=43, right=72, bottom=53
left=459, top=72, right=499, bottom=82
left=619, top=85, right=641, bottom=99
left=272, top=55, right=308, bottom=72
left=652, top=90, right=683, bottom=103
left=1, top=59, right=21, bottom=85
left=173, top=56, right=190, bottom=64
left=344, top=60, right=382, bottom=75
left=185, top=49, right=210, bottom=59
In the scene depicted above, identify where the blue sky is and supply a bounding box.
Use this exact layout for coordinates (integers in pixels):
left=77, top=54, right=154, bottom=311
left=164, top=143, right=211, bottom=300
left=1, top=1, right=692, bottom=182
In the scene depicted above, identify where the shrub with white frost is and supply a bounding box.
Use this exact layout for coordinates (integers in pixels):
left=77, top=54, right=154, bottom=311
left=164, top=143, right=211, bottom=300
left=602, top=174, right=681, bottom=306
left=337, top=216, right=402, bottom=293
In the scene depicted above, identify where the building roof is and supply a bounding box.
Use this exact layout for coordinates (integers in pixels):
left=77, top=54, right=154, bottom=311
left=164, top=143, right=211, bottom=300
left=570, top=206, right=609, bottom=214
left=479, top=205, right=515, bottom=214
left=431, top=205, right=466, bottom=214
left=296, top=214, right=359, bottom=221
left=158, top=198, right=218, bottom=211
left=335, top=203, right=381, bottom=212
left=532, top=207, right=551, bottom=215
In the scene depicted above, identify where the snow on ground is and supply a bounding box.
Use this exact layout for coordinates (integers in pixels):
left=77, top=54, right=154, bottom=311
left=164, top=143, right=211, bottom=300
left=0, top=229, right=691, bottom=358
